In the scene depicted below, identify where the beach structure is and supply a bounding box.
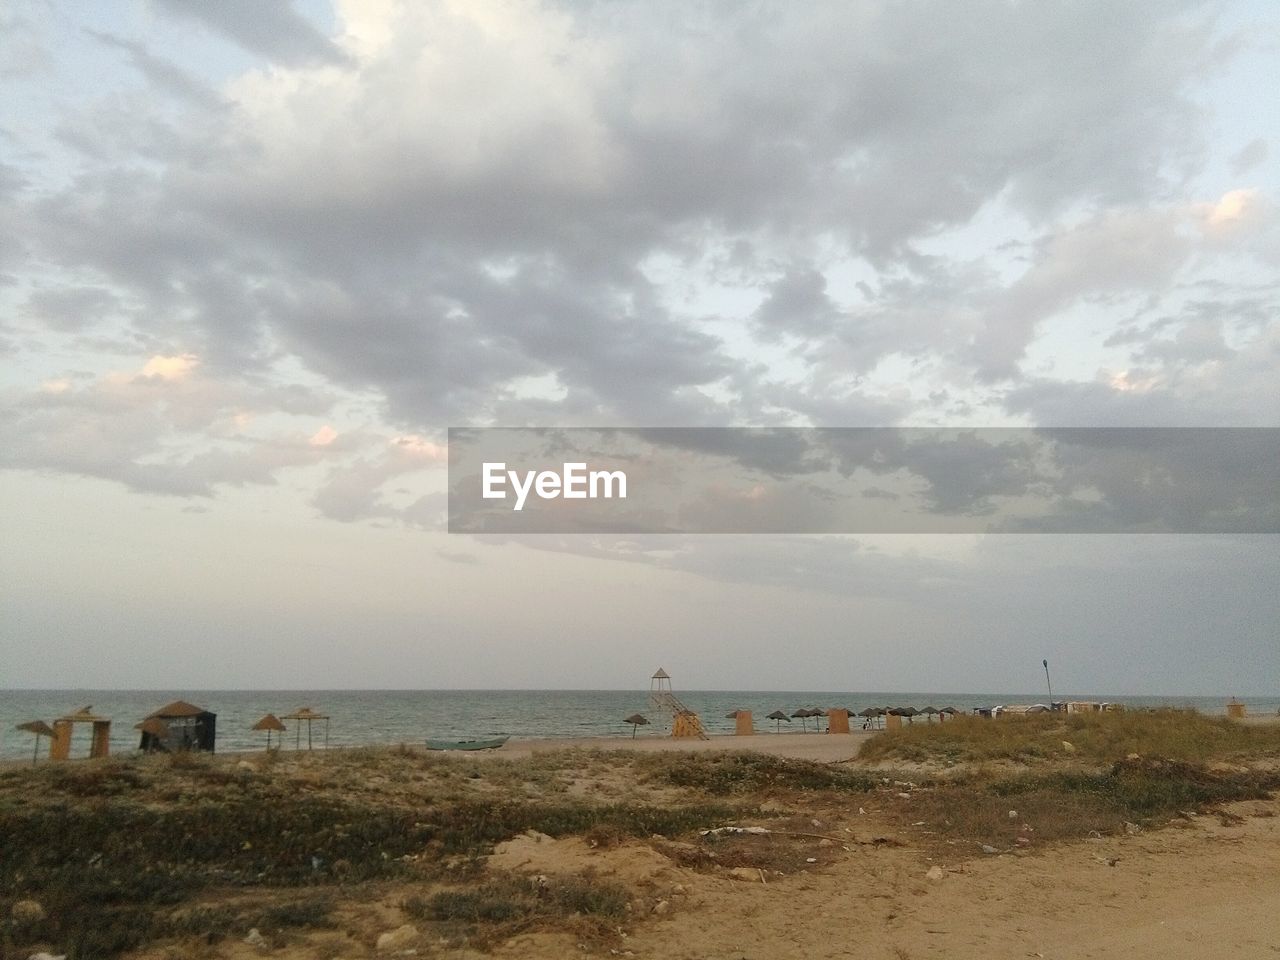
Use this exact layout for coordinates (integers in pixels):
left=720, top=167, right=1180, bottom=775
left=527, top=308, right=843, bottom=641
left=826, top=708, right=851, bottom=734
left=136, top=700, right=217, bottom=752
left=648, top=668, right=708, bottom=739
left=766, top=709, right=791, bottom=732
left=283, top=707, right=330, bottom=750
left=1226, top=699, right=1247, bottom=719
left=726, top=709, right=755, bottom=735
left=857, top=707, right=884, bottom=729
left=791, top=708, right=815, bottom=732
left=15, top=721, right=54, bottom=765
left=624, top=713, right=650, bottom=738
left=49, top=706, right=112, bottom=760
left=252, top=713, right=287, bottom=749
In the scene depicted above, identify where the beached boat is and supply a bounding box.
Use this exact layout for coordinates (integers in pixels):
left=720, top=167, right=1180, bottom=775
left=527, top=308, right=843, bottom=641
left=425, top=736, right=509, bottom=751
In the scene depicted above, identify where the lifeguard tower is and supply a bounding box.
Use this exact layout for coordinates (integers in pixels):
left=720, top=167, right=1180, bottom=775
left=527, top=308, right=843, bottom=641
left=649, top=668, right=708, bottom=739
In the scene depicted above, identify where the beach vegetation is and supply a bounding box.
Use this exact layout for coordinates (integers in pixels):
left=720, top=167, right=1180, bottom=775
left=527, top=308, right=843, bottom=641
left=857, top=709, right=1280, bottom=765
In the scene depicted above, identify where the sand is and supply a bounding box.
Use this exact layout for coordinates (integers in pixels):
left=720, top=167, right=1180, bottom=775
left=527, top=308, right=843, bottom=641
left=584, top=795, right=1280, bottom=960
left=492, top=729, right=879, bottom=762
left=17, top=719, right=1280, bottom=959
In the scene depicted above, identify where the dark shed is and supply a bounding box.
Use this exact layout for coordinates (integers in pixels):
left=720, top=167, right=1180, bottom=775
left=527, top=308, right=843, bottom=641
left=137, top=700, right=217, bottom=752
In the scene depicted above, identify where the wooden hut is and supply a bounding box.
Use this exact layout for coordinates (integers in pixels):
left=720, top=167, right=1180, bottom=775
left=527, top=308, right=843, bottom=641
left=137, top=700, right=217, bottom=752
left=50, top=706, right=112, bottom=760
left=826, top=708, right=851, bottom=734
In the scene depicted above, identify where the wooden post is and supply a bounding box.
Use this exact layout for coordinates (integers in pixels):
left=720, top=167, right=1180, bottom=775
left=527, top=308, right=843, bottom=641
left=50, top=720, right=72, bottom=761
left=90, top=721, right=111, bottom=758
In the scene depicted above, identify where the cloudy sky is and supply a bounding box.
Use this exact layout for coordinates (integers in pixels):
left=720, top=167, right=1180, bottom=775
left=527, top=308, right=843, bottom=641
left=2, top=0, right=1277, bottom=695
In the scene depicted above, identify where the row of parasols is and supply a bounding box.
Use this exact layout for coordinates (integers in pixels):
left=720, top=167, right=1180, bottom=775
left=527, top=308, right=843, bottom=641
left=623, top=705, right=963, bottom=736
left=764, top=706, right=964, bottom=731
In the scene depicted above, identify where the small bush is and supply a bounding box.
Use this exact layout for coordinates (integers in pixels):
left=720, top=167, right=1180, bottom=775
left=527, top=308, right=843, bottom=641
left=425, top=872, right=628, bottom=926
left=639, top=752, right=877, bottom=795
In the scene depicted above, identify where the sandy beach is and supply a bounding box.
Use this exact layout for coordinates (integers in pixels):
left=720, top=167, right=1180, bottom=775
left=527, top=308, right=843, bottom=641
left=4, top=710, right=1279, bottom=960
left=494, top=729, right=880, bottom=762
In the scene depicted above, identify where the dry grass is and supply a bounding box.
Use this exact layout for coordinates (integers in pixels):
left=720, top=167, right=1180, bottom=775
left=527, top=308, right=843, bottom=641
left=881, top=756, right=1280, bottom=852
left=0, top=749, right=745, bottom=958
left=857, top=709, right=1280, bottom=766
left=402, top=869, right=630, bottom=948
left=2, top=732, right=1276, bottom=957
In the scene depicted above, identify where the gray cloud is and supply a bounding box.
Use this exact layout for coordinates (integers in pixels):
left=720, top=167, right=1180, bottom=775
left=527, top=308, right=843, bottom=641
left=7, top=0, right=1243, bottom=440
left=151, top=0, right=347, bottom=66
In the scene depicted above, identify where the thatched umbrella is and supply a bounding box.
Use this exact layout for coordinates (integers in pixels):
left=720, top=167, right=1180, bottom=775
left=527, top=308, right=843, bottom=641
left=253, top=713, right=287, bottom=749
left=922, top=706, right=940, bottom=723
left=940, top=706, right=959, bottom=722
left=624, top=713, right=649, bottom=738
left=791, top=708, right=814, bottom=732
left=134, top=717, right=169, bottom=751
left=766, top=710, right=791, bottom=733
left=282, top=707, right=329, bottom=750
left=857, top=707, right=881, bottom=729
left=15, top=721, right=54, bottom=765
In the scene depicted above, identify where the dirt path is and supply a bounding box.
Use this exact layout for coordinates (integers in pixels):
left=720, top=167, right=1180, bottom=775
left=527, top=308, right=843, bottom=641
left=487, top=798, right=1280, bottom=960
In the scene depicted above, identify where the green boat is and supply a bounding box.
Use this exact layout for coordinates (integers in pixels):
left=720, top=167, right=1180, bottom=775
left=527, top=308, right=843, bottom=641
left=425, top=736, right=509, bottom=751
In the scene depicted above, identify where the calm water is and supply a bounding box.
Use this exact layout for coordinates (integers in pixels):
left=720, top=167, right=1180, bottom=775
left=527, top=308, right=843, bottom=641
left=2, top=689, right=1277, bottom=761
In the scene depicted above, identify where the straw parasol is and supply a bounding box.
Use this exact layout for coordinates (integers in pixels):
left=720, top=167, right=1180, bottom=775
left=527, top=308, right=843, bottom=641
left=16, top=721, right=54, bottom=765
left=144, top=700, right=206, bottom=719
left=857, top=707, right=881, bottom=729
left=252, top=713, right=287, bottom=749
left=623, top=713, right=649, bottom=739
left=282, top=707, right=329, bottom=750
left=766, top=710, right=791, bottom=733
left=922, top=706, right=940, bottom=723
left=134, top=717, right=169, bottom=738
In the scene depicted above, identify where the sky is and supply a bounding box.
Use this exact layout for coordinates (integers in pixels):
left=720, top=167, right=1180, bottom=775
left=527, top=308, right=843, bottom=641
left=1, top=0, right=1277, bottom=695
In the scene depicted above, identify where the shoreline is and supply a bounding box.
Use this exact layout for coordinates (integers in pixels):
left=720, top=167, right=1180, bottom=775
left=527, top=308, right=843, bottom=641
left=10, top=715, right=1277, bottom=770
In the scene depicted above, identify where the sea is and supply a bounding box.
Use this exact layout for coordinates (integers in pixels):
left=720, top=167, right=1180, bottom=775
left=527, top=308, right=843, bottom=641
left=2, top=689, right=1277, bottom=761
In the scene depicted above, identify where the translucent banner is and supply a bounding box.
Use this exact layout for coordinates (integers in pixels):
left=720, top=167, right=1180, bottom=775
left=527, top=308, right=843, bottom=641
left=448, top=427, right=1280, bottom=534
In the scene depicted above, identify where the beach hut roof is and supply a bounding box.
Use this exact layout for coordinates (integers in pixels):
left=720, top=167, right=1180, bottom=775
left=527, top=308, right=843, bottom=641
left=282, top=707, right=328, bottom=720
left=624, top=713, right=649, bottom=725
left=145, top=700, right=208, bottom=719
left=16, top=720, right=55, bottom=737
left=651, top=667, right=670, bottom=679
left=252, top=713, right=287, bottom=732
left=766, top=710, right=791, bottom=721
left=59, top=705, right=109, bottom=723
left=134, top=718, right=169, bottom=737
